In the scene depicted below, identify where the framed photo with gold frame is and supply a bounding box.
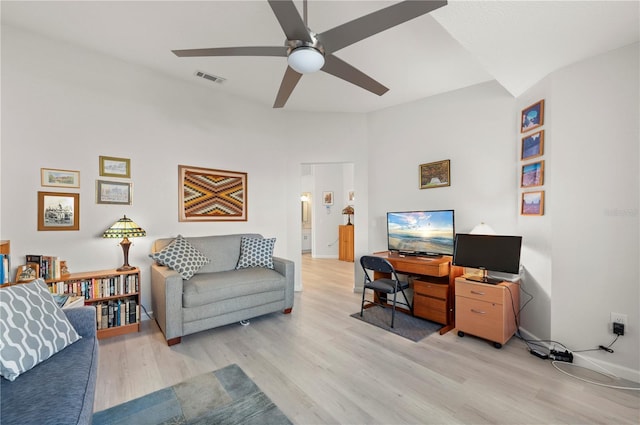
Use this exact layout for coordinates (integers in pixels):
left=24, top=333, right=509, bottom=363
left=41, top=168, right=80, bottom=188
left=521, top=99, right=544, bottom=133
left=178, top=165, right=247, bottom=222
left=99, top=156, right=131, bottom=178
left=420, top=159, right=450, bottom=189
left=521, top=130, right=544, bottom=161
left=521, top=160, right=544, bottom=188
left=96, top=180, right=132, bottom=205
left=16, top=263, right=39, bottom=282
left=521, top=191, right=544, bottom=216
left=37, top=191, right=80, bottom=231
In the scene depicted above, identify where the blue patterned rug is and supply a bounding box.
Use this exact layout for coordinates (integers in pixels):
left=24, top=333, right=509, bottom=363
left=93, top=364, right=292, bottom=425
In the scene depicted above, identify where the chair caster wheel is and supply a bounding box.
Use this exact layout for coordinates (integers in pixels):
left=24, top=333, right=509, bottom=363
left=493, top=342, right=502, bottom=349
left=457, top=331, right=465, bottom=337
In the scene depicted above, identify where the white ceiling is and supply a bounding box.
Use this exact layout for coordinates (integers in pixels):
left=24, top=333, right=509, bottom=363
left=2, top=0, right=638, bottom=113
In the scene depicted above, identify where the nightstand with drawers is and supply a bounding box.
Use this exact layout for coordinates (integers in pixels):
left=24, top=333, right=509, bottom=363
left=454, top=276, right=520, bottom=348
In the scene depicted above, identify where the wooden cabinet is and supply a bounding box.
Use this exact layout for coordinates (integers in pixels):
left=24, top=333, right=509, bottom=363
left=413, top=279, right=449, bottom=325
left=47, top=268, right=141, bottom=340
left=455, top=277, right=520, bottom=348
left=339, top=225, right=354, bottom=262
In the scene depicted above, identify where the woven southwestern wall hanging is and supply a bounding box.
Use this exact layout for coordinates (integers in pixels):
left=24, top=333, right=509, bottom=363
left=178, top=165, right=247, bottom=222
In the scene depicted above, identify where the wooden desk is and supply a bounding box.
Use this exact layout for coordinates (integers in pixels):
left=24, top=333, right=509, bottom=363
left=371, top=251, right=463, bottom=334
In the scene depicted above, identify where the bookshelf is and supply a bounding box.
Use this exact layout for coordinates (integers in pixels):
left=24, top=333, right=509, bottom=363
left=45, top=268, right=141, bottom=340
left=0, top=240, right=10, bottom=284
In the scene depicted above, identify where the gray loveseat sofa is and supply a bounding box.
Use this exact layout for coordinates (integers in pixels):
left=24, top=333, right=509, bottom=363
left=150, top=234, right=294, bottom=345
left=0, top=307, right=99, bottom=425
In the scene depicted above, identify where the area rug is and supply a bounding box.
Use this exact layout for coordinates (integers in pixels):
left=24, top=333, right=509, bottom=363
left=351, top=305, right=443, bottom=342
left=93, top=364, right=292, bottom=425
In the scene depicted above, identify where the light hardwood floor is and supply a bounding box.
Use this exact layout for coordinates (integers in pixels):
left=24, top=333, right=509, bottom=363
left=95, top=255, right=640, bottom=424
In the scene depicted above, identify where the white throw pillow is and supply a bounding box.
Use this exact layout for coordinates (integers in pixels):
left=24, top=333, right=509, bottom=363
left=0, top=279, right=81, bottom=381
left=149, top=235, right=211, bottom=280
left=236, top=237, right=276, bottom=270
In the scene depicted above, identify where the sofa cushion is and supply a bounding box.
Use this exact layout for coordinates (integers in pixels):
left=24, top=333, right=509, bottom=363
left=236, top=237, right=276, bottom=270
left=0, top=279, right=81, bottom=382
left=183, top=268, right=286, bottom=308
left=149, top=234, right=210, bottom=280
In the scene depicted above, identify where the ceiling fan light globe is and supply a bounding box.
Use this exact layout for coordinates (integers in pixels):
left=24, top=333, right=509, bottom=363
left=287, top=47, right=325, bottom=74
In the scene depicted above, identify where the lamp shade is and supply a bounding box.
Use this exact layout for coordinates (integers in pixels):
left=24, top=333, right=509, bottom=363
left=341, top=206, right=354, bottom=215
left=103, top=215, right=146, bottom=239
left=470, top=222, right=496, bottom=235
left=287, top=47, right=325, bottom=74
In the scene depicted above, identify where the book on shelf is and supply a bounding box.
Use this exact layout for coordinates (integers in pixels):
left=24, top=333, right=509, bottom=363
left=52, top=294, right=69, bottom=308
left=25, top=254, right=65, bottom=280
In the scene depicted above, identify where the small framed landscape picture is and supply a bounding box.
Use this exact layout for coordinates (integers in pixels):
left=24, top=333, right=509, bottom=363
left=322, top=191, right=334, bottom=206
left=41, top=168, right=80, bottom=188
left=522, top=191, right=544, bottom=216
left=521, top=99, right=544, bottom=133
left=521, top=130, right=544, bottom=161
left=38, top=191, right=80, bottom=231
left=521, top=160, right=544, bottom=188
left=420, top=159, right=450, bottom=189
left=99, top=156, right=131, bottom=178
left=96, top=180, right=132, bottom=205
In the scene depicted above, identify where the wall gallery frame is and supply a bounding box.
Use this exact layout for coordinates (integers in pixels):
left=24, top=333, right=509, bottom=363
left=322, top=191, right=334, bottom=206
left=521, top=99, right=544, bottom=133
left=38, top=191, right=80, bottom=231
left=521, top=130, right=545, bottom=161
left=99, top=156, right=131, bottom=178
left=41, top=168, right=80, bottom=188
left=521, top=160, right=544, bottom=188
left=522, top=191, right=544, bottom=216
left=96, top=180, right=132, bottom=205
left=178, top=165, right=247, bottom=222
left=420, top=159, right=450, bottom=189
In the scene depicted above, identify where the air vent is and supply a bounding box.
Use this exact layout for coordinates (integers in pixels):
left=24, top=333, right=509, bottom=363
left=194, top=71, right=225, bottom=84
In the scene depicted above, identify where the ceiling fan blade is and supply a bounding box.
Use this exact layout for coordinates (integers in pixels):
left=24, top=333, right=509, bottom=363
left=273, top=66, right=303, bottom=108
left=318, top=0, right=447, bottom=53
left=172, top=46, right=287, bottom=57
left=267, top=0, right=312, bottom=43
left=322, top=54, right=388, bottom=96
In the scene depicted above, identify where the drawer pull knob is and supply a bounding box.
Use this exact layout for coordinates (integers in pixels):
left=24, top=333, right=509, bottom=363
left=470, top=290, right=485, bottom=295
left=470, top=309, right=486, bottom=315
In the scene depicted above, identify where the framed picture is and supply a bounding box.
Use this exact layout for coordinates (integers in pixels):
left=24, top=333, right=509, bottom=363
left=178, top=165, right=247, bottom=222
left=322, top=191, right=334, bottom=206
left=521, top=160, right=545, bottom=188
left=521, top=99, right=544, bottom=133
left=96, top=180, right=132, bottom=205
left=41, top=168, right=80, bottom=188
left=521, top=130, right=545, bottom=161
left=99, top=156, right=131, bottom=178
left=522, top=191, right=544, bottom=216
left=16, top=263, right=39, bottom=283
left=420, top=159, right=450, bottom=189
left=348, top=191, right=355, bottom=202
left=38, top=191, right=79, bottom=231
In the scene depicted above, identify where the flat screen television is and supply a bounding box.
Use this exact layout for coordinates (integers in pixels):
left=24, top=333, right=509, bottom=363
left=386, top=210, right=455, bottom=257
left=453, top=234, right=523, bottom=284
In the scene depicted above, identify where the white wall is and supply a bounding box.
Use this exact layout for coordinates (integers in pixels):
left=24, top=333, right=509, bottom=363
left=1, top=25, right=367, bottom=303
left=548, top=43, right=639, bottom=380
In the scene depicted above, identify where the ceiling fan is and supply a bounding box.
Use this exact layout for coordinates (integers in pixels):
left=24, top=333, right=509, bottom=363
left=172, top=0, right=447, bottom=108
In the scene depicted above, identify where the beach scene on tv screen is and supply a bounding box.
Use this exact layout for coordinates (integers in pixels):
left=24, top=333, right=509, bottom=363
left=388, top=211, right=454, bottom=254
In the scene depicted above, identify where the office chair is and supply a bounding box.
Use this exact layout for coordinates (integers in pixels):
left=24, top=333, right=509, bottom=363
left=360, top=255, right=413, bottom=328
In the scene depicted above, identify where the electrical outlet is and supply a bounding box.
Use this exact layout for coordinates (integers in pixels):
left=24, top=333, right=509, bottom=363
left=611, top=312, right=628, bottom=327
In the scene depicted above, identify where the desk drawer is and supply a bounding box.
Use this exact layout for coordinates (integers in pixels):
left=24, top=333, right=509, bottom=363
left=456, top=296, right=504, bottom=343
left=456, top=280, right=503, bottom=304
left=414, top=295, right=447, bottom=324
left=413, top=280, right=448, bottom=299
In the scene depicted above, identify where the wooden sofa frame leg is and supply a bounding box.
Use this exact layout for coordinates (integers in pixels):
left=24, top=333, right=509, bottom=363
left=167, top=337, right=182, bottom=346
left=283, top=308, right=293, bottom=314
